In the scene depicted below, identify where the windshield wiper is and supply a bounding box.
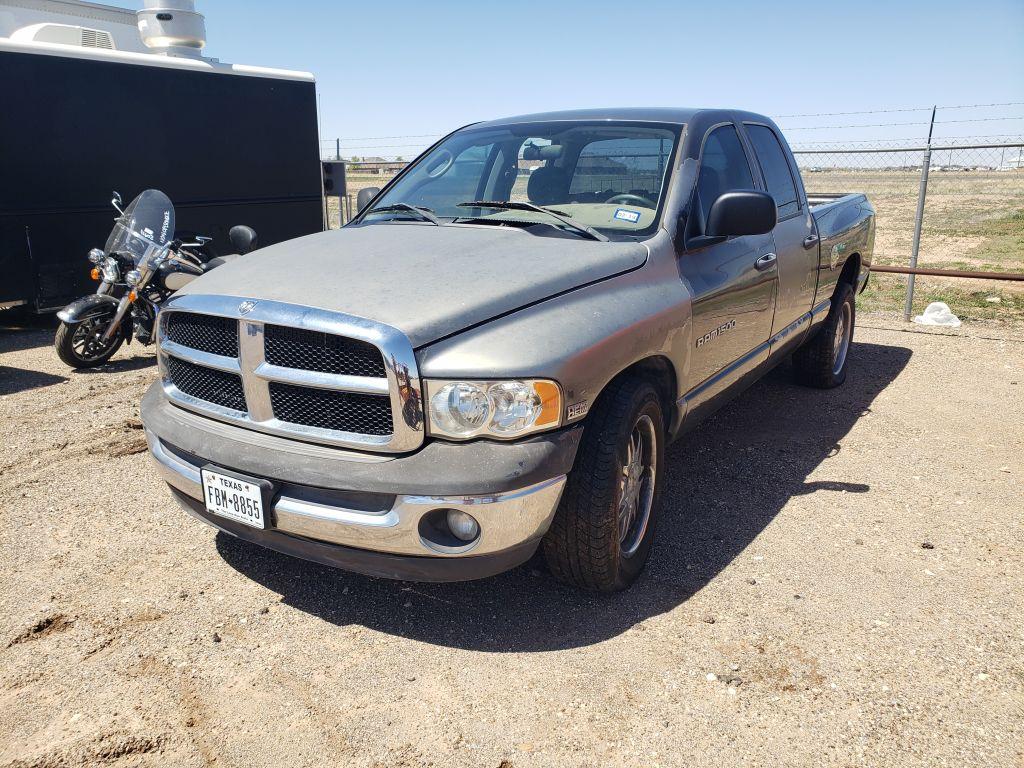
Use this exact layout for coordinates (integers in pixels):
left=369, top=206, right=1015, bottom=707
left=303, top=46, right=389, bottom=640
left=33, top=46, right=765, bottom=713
left=456, top=201, right=608, bottom=242
left=366, top=203, right=440, bottom=225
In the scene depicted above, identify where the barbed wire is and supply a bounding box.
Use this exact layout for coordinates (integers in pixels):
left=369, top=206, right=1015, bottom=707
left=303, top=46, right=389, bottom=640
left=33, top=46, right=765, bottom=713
left=783, top=116, right=1024, bottom=131
left=329, top=133, right=442, bottom=142
left=790, top=134, right=1024, bottom=150
left=323, top=104, right=1024, bottom=147
left=777, top=101, right=1024, bottom=118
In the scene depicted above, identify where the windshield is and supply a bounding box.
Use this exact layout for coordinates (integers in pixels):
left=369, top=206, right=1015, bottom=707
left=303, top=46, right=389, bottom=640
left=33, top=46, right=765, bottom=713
left=104, top=189, right=175, bottom=263
left=364, top=121, right=681, bottom=238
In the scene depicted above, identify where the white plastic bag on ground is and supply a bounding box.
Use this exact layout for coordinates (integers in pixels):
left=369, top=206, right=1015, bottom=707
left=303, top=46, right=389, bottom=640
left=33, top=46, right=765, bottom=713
left=913, top=301, right=962, bottom=328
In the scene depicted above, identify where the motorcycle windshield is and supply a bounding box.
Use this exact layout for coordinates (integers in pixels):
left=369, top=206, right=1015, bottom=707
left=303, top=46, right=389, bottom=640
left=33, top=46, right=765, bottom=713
left=104, top=189, right=175, bottom=263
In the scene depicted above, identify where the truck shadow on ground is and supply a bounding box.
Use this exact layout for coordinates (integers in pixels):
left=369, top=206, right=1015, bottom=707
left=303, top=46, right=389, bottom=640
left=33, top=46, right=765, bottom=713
left=217, top=340, right=912, bottom=652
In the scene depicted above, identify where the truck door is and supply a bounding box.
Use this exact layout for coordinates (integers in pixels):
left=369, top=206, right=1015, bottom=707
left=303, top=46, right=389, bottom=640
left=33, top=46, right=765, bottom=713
left=743, top=123, right=818, bottom=336
left=679, top=124, right=778, bottom=388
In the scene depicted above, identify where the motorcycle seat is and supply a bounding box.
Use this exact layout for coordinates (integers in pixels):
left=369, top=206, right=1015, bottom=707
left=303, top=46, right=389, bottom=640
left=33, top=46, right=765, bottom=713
left=203, top=253, right=242, bottom=271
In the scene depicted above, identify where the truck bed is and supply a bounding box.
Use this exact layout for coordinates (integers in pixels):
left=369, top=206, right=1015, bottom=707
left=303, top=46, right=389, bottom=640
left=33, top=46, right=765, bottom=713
left=807, top=192, right=869, bottom=214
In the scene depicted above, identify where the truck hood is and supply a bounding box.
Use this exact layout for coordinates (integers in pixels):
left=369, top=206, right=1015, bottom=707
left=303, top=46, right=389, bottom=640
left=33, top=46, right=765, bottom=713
left=180, top=223, right=648, bottom=347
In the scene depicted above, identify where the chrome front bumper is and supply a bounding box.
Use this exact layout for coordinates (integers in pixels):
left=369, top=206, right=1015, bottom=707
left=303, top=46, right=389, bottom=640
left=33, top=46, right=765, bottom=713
left=147, top=430, right=567, bottom=560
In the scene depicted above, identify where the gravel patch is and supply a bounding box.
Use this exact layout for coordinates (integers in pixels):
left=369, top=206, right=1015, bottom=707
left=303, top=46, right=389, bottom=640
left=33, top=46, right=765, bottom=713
left=1, top=316, right=1021, bottom=767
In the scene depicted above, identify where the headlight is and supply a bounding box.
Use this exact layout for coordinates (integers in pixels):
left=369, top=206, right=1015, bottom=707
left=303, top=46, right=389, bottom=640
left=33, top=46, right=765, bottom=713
left=88, top=248, right=105, bottom=264
left=101, top=257, right=120, bottom=282
left=125, top=269, right=142, bottom=286
left=426, top=379, right=562, bottom=440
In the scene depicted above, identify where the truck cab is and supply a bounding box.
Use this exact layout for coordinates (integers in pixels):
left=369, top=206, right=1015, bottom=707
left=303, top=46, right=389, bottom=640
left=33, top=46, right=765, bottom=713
left=141, top=108, right=874, bottom=591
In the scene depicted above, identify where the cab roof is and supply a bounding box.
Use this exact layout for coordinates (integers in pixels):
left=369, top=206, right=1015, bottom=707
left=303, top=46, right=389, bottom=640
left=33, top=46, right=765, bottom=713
left=471, top=107, right=770, bottom=129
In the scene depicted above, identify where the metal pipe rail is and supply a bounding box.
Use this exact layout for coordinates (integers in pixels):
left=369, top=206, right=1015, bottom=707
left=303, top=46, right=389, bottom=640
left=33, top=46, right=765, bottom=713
left=871, top=265, right=1024, bottom=281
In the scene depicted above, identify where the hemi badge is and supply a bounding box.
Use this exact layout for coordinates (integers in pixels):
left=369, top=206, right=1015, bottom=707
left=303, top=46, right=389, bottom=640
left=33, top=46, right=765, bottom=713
left=567, top=400, right=589, bottom=420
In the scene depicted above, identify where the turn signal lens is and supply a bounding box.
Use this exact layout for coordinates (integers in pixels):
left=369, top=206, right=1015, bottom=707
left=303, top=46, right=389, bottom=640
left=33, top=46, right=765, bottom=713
left=533, top=380, right=562, bottom=426
left=127, top=290, right=137, bottom=302
left=90, top=267, right=100, bottom=281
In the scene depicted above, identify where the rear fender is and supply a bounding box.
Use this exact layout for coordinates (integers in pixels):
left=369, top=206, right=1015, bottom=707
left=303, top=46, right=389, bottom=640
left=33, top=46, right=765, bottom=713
left=56, top=294, right=119, bottom=323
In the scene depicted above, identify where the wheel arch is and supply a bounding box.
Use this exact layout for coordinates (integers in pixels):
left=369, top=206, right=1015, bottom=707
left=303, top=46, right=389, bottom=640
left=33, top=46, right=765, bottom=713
left=589, top=354, right=679, bottom=435
left=838, top=252, right=861, bottom=292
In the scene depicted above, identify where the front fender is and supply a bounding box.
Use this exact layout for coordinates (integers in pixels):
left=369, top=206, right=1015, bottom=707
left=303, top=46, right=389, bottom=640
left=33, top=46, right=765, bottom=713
left=57, top=294, right=120, bottom=323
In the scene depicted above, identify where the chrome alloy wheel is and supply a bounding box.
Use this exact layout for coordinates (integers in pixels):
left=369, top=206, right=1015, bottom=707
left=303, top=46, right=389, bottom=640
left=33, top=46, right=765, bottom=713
left=618, top=413, right=657, bottom=556
left=70, top=317, right=118, bottom=362
left=832, top=300, right=852, bottom=376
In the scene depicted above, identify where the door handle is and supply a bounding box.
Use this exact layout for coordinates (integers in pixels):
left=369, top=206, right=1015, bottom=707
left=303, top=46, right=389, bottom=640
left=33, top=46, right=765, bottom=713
left=755, top=253, right=777, bottom=271
left=803, top=234, right=820, bottom=249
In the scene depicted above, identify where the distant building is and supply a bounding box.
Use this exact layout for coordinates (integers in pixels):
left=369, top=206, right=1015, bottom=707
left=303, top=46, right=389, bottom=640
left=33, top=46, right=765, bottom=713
left=998, top=148, right=1024, bottom=171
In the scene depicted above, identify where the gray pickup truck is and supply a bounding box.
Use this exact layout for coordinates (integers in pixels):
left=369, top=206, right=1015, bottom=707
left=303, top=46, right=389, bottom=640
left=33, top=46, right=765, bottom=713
left=141, top=108, right=874, bottom=591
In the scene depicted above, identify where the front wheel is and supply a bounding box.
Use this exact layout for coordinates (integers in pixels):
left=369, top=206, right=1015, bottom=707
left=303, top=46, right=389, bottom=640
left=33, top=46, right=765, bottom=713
left=542, top=377, right=665, bottom=592
left=54, top=316, right=123, bottom=368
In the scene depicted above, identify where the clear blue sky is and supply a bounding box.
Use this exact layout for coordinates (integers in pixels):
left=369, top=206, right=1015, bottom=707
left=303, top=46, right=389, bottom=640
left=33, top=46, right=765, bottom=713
left=132, top=0, right=1023, bottom=153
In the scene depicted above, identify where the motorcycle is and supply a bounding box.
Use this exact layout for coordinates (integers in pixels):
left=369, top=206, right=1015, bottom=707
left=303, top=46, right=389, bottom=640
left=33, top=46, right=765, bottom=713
left=54, top=189, right=258, bottom=368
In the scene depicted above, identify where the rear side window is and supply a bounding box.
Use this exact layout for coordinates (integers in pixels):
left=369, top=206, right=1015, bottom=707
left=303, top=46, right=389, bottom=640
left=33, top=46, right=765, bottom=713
left=697, top=125, right=755, bottom=225
left=746, top=124, right=800, bottom=218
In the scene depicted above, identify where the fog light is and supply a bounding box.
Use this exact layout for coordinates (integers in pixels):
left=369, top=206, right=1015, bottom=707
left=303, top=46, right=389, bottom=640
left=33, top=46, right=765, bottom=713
left=446, top=510, right=480, bottom=542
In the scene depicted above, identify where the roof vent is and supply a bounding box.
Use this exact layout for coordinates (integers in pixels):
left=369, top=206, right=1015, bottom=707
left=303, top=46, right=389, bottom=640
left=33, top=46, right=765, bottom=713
left=10, top=23, right=115, bottom=50
left=81, top=28, right=114, bottom=50
left=137, top=0, right=206, bottom=58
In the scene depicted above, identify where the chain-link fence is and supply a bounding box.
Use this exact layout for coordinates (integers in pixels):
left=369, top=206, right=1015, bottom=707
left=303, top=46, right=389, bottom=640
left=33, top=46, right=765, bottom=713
left=793, top=140, right=1024, bottom=316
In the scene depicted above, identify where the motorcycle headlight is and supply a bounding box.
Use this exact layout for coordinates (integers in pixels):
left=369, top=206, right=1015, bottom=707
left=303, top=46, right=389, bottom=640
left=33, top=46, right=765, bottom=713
left=101, top=257, right=120, bottom=282
left=125, top=269, right=142, bottom=286
left=88, top=248, right=105, bottom=264
left=426, top=379, right=562, bottom=440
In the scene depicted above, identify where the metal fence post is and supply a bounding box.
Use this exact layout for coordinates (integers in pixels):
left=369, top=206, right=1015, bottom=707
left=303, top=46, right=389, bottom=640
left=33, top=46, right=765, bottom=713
left=335, top=138, right=341, bottom=161
left=904, top=106, right=936, bottom=322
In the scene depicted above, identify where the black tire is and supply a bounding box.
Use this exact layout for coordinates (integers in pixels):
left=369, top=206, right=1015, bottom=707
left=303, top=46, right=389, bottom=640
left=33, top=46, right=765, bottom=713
left=793, top=281, right=855, bottom=389
left=542, top=377, right=665, bottom=592
left=54, top=318, right=123, bottom=368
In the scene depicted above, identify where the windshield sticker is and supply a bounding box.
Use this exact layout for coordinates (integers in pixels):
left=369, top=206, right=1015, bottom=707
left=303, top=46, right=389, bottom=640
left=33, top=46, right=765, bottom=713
left=613, top=208, right=641, bottom=224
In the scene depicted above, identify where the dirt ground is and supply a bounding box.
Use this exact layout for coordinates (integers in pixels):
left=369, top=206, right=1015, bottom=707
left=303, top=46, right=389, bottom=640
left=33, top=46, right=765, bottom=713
left=1, top=314, right=1022, bottom=768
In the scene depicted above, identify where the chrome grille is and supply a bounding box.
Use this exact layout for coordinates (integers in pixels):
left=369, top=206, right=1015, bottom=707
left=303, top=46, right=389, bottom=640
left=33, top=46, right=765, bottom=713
left=166, top=312, right=239, bottom=358
left=269, top=383, right=393, bottom=435
left=157, top=296, right=424, bottom=452
left=165, top=356, right=246, bottom=412
left=265, top=325, right=386, bottom=377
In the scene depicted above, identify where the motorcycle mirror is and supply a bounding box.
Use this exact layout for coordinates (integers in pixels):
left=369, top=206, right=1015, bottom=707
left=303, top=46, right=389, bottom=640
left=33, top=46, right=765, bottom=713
left=229, top=225, right=258, bottom=255
left=195, top=236, right=213, bottom=245
left=111, top=191, right=124, bottom=214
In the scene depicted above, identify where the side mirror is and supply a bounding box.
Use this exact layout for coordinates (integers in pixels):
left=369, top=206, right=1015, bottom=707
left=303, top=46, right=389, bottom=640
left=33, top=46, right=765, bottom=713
left=111, top=191, right=123, bottom=214
left=706, top=191, right=777, bottom=239
left=229, top=225, right=259, bottom=255
left=356, top=186, right=380, bottom=213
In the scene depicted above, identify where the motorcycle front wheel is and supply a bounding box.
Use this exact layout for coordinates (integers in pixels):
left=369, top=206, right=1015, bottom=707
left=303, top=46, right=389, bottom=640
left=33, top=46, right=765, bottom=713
left=54, top=316, right=124, bottom=368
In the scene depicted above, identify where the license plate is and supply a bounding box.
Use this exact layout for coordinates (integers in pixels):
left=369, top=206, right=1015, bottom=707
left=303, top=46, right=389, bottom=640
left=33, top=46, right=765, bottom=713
left=201, top=468, right=266, bottom=529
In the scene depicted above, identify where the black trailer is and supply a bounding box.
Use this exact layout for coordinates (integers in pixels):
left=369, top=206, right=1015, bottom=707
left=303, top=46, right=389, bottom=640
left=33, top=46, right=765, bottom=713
left=0, top=41, right=324, bottom=312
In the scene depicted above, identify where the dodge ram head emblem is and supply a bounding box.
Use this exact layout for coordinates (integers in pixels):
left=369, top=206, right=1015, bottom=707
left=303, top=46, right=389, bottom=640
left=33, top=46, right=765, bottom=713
left=238, top=300, right=257, bottom=315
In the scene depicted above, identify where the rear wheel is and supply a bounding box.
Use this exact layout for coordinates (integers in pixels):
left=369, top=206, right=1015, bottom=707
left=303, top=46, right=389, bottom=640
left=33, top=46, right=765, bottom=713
left=54, top=316, right=123, bottom=368
left=793, top=281, right=855, bottom=388
left=542, top=377, right=665, bottom=592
